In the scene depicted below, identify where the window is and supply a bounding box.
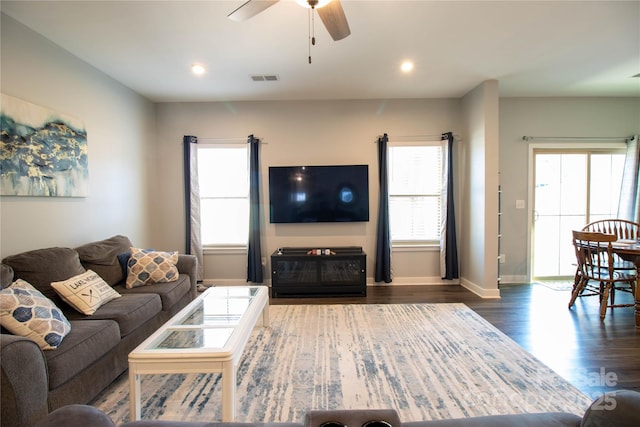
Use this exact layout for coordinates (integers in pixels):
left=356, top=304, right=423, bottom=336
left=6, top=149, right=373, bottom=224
left=388, top=141, right=443, bottom=244
left=197, top=145, right=249, bottom=246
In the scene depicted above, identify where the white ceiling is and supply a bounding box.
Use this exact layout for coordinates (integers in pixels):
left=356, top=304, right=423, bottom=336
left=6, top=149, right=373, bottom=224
left=2, top=0, right=639, bottom=102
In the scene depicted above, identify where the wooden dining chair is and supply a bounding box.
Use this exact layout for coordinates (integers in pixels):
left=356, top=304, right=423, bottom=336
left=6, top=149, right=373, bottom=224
left=582, top=219, right=640, bottom=240
left=571, top=219, right=640, bottom=299
left=569, top=230, right=637, bottom=320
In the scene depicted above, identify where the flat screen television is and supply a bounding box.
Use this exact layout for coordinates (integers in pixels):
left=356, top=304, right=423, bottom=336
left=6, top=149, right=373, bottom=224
left=268, top=165, right=369, bottom=223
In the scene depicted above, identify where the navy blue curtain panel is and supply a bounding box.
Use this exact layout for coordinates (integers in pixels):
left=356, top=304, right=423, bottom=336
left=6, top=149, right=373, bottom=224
left=442, top=132, right=459, bottom=279
left=375, top=133, right=392, bottom=283
left=247, top=134, right=263, bottom=283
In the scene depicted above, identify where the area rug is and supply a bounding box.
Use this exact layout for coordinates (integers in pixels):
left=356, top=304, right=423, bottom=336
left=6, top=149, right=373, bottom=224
left=91, top=303, right=592, bottom=424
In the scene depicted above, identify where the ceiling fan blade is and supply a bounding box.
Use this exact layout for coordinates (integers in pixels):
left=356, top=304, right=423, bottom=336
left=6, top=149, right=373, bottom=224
left=228, top=0, right=279, bottom=22
left=317, top=0, right=351, bottom=41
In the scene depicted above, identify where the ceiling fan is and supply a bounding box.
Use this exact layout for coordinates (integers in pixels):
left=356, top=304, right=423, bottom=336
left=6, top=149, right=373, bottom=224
left=228, top=0, right=351, bottom=42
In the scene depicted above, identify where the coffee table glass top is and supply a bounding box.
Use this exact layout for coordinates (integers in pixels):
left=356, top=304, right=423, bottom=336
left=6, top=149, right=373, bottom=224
left=139, top=286, right=264, bottom=352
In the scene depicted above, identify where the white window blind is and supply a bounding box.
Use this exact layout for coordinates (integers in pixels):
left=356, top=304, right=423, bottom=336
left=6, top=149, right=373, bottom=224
left=197, top=145, right=249, bottom=246
left=388, top=142, right=442, bottom=243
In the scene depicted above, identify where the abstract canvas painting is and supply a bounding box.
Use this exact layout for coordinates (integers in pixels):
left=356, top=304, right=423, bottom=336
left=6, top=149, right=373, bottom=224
left=0, top=94, right=88, bottom=197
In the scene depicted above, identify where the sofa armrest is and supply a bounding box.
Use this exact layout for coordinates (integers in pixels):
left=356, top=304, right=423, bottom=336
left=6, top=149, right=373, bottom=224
left=1, top=333, right=50, bottom=427
left=581, top=389, right=640, bottom=427
left=34, top=404, right=115, bottom=427
left=176, top=254, right=198, bottom=299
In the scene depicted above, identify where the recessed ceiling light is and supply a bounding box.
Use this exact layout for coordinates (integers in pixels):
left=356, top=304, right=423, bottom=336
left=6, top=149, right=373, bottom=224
left=401, top=61, right=414, bottom=73
left=191, top=64, right=206, bottom=75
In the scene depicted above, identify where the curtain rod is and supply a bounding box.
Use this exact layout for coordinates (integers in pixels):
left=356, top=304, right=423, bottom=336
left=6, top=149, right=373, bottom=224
left=522, top=136, right=631, bottom=142
left=197, top=137, right=268, bottom=144
left=376, top=134, right=461, bottom=142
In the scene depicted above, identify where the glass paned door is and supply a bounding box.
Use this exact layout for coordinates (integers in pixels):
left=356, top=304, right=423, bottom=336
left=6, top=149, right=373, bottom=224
left=533, top=154, right=586, bottom=277
left=532, top=151, right=624, bottom=279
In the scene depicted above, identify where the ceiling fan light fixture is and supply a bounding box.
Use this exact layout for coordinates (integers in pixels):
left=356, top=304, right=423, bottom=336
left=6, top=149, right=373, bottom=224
left=296, top=0, right=332, bottom=9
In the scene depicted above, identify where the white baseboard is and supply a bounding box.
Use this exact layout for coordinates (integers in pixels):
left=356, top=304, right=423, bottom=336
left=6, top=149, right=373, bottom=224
left=499, top=274, right=529, bottom=284
left=460, top=278, right=501, bottom=298
left=203, top=277, right=462, bottom=287
left=370, top=276, right=460, bottom=286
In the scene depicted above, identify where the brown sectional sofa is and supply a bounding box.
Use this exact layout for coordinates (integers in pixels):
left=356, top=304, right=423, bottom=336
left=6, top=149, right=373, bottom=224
left=0, top=235, right=198, bottom=427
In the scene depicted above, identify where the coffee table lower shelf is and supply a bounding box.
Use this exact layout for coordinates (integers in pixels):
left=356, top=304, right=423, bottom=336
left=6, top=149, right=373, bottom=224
left=128, top=286, right=269, bottom=422
left=129, top=354, right=240, bottom=421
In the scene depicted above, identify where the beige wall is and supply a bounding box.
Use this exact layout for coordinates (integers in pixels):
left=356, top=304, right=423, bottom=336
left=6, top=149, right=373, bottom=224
left=154, top=99, right=464, bottom=286
left=498, top=97, right=640, bottom=283
left=0, top=14, right=157, bottom=257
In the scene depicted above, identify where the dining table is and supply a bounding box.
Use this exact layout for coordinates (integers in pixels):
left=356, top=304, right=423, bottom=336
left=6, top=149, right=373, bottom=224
left=611, top=240, right=640, bottom=328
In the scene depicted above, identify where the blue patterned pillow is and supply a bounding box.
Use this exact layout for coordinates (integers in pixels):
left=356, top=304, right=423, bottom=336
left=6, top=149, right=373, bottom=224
left=126, top=247, right=179, bottom=288
left=0, top=279, right=71, bottom=349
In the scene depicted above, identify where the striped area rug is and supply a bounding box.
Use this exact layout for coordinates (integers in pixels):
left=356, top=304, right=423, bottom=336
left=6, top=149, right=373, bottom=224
left=92, top=303, right=592, bottom=424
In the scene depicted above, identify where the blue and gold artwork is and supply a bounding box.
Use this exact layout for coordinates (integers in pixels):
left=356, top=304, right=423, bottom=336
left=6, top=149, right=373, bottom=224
left=0, top=94, right=88, bottom=197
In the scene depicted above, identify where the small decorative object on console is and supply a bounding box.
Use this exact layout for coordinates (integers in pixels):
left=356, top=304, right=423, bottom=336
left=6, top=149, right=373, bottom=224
left=306, top=249, right=336, bottom=256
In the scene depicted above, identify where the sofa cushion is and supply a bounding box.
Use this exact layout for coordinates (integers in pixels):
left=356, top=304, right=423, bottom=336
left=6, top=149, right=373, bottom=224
left=114, top=274, right=191, bottom=312
left=1, top=263, right=14, bottom=289
left=64, top=293, right=162, bottom=337
left=44, top=319, right=120, bottom=390
left=0, top=279, right=71, bottom=350
left=126, top=248, right=179, bottom=288
left=51, top=270, right=121, bottom=315
left=403, top=413, right=583, bottom=427
left=75, top=235, right=133, bottom=286
left=2, top=247, right=86, bottom=305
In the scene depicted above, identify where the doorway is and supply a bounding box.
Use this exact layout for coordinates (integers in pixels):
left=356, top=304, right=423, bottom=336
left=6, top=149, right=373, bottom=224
left=531, top=148, right=625, bottom=280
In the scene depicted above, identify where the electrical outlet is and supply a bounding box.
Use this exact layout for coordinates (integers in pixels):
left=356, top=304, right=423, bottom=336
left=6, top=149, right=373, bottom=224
left=499, top=253, right=506, bottom=264
left=516, top=200, right=525, bottom=209
left=261, top=257, right=266, bottom=266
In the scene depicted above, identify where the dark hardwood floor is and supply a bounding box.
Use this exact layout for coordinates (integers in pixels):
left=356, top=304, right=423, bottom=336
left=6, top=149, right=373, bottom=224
left=270, top=283, right=640, bottom=399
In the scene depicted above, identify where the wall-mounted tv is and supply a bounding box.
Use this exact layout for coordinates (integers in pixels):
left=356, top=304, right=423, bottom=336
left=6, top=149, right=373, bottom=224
left=268, top=165, right=369, bottom=223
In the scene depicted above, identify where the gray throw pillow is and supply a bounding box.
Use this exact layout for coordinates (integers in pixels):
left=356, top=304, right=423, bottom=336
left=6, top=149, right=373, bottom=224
left=2, top=247, right=85, bottom=305
left=75, top=235, right=132, bottom=286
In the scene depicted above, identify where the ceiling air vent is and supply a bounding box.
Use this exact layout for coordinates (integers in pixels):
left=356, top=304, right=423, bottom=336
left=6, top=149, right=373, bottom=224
left=251, top=74, right=279, bottom=81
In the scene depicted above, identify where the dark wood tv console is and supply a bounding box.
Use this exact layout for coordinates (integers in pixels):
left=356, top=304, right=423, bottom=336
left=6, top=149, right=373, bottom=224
left=270, top=247, right=366, bottom=298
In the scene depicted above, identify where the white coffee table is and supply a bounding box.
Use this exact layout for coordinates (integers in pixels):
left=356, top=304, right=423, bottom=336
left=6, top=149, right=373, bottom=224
left=128, top=285, right=269, bottom=422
